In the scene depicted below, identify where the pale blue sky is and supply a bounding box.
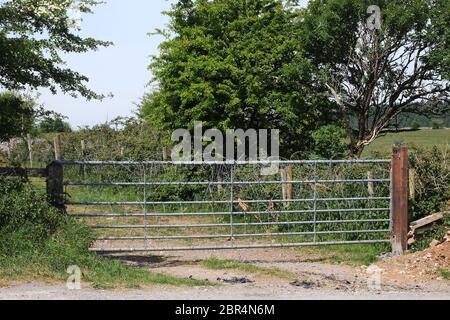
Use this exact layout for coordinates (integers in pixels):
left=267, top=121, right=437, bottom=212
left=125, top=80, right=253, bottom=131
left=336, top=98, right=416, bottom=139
left=39, top=0, right=176, bottom=128
left=39, top=0, right=308, bottom=128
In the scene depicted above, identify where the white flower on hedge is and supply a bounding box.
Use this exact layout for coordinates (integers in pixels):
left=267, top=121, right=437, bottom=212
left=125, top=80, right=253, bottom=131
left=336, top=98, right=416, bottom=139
left=5, top=0, right=87, bottom=28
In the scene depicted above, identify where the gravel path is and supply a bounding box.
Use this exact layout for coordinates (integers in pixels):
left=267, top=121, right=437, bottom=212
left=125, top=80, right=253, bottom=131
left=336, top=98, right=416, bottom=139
left=1, top=248, right=449, bottom=300
left=1, top=282, right=449, bottom=300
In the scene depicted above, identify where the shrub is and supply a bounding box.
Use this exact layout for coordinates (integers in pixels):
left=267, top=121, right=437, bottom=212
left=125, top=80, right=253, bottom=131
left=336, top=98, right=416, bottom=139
left=0, top=176, right=64, bottom=239
left=0, top=176, right=207, bottom=288
left=37, top=116, right=72, bottom=134
left=409, top=147, right=450, bottom=221
left=411, top=120, right=421, bottom=130
left=312, top=125, right=348, bottom=160
left=432, top=120, right=441, bottom=130
left=0, top=219, right=209, bottom=288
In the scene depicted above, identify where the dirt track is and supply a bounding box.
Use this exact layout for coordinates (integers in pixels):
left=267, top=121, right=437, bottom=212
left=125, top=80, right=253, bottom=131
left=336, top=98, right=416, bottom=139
left=1, top=247, right=449, bottom=300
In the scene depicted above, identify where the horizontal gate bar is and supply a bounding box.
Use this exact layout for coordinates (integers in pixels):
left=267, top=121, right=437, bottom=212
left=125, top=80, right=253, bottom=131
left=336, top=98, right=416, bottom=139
left=89, top=218, right=390, bottom=229
left=64, top=179, right=390, bottom=187
left=89, top=240, right=391, bottom=252
left=68, top=197, right=390, bottom=206
left=96, top=229, right=390, bottom=241
left=66, top=197, right=391, bottom=205
left=57, top=160, right=391, bottom=165
left=69, top=207, right=390, bottom=218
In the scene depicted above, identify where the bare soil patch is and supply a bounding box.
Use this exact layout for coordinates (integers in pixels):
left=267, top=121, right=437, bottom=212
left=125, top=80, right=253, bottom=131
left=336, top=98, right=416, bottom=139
left=376, top=241, right=450, bottom=283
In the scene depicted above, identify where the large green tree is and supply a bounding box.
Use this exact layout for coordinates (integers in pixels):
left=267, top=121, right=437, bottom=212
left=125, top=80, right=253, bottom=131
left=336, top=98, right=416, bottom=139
left=0, top=0, right=111, bottom=99
left=141, top=0, right=324, bottom=158
left=299, top=0, right=450, bottom=156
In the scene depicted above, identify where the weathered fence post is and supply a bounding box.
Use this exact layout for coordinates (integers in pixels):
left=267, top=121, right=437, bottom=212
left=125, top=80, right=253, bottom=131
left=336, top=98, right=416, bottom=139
left=80, top=139, right=87, bottom=161
left=280, top=165, right=294, bottom=208
left=286, top=165, right=293, bottom=205
left=27, top=134, right=33, bottom=168
left=47, top=161, right=65, bottom=212
left=6, top=140, right=11, bottom=160
left=80, top=139, right=87, bottom=178
left=217, top=173, right=223, bottom=194
left=391, top=146, right=409, bottom=255
left=367, top=171, right=374, bottom=196
left=409, top=169, right=416, bottom=200
left=54, top=134, right=62, bottom=161
left=280, top=166, right=286, bottom=200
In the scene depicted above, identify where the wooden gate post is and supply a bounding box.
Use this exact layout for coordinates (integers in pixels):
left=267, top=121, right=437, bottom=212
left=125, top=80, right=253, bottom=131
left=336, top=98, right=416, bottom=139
left=47, top=161, right=65, bottom=212
left=391, top=146, right=409, bottom=255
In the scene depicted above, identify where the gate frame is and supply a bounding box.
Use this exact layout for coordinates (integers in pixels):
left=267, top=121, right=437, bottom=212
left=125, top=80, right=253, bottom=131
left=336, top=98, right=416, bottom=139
left=46, top=147, right=410, bottom=255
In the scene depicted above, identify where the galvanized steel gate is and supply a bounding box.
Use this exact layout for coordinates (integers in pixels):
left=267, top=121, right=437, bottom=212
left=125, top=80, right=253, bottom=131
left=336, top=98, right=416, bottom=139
left=50, top=158, right=398, bottom=252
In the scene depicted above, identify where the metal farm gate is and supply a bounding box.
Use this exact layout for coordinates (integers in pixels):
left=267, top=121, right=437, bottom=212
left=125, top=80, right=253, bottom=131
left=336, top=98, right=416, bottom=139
left=46, top=147, right=409, bottom=253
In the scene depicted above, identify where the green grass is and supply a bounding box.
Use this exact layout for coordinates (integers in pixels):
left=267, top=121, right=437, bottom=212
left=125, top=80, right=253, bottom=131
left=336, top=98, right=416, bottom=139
left=201, top=257, right=296, bottom=279
left=438, top=268, right=450, bottom=280
left=364, top=129, right=450, bottom=156
left=0, top=221, right=209, bottom=289
left=81, top=261, right=209, bottom=289
left=303, top=243, right=390, bottom=266
left=201, top=244, right=389, bottom=274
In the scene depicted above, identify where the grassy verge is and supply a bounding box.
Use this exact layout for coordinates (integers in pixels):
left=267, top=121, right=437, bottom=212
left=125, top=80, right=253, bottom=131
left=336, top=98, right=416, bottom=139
left=201, top=257, right=296, bottom=279
left=300, top=243, right=391, bottom=266
left=0, top=221, right=209, bottom=289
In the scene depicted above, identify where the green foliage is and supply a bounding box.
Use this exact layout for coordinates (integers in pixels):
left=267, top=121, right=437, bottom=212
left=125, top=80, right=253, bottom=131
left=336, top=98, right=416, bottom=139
left=309, top=243, right=390, bottom=266
left=411, top=120, right=421, bottom=131
left=201, top=258, right=295, bottom=279
left=0, top=176, right=64, bottom=239
left=438, top=268, right=450, bottom=280
left=410, top=214, right=449, bottom=252
left=6, top=117, right=166, bottom=167
left=0, top=221, right=209, bottom=288
left=312, top=125, right=348, bottom=159
left=410, top=214, right=450, bottom=251
left=409, top=147, right=450, bottom=221
left=432, top=120, right=441, bottom=130
left=392, top=131, right=449, bottom=235
left=37, top=115, right=72, bottom=133
left=60, top=118, right=166, bottom=161
left=0, top=92, right=35, bottom=142
left=0, top=0, right=111, bottom=99
left=141, top=0, right=323, bottom=158
left=0, top=177, right=208, bottom=288
left=389, top=108, right=450, bottom=129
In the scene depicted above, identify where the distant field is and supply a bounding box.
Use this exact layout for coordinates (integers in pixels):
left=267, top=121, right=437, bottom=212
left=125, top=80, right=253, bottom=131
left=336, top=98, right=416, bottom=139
left=363, top=129, right=450, bottom=157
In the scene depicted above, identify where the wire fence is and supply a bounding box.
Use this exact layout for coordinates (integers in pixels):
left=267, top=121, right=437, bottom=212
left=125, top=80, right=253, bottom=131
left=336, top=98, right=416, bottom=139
left=59, top=159, right=392, bottom=251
